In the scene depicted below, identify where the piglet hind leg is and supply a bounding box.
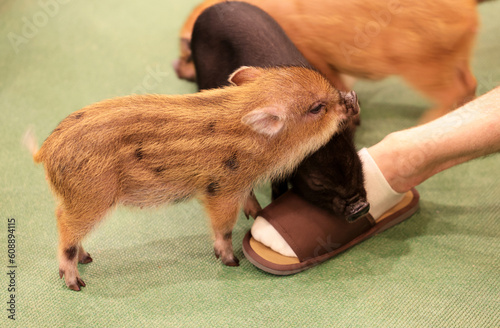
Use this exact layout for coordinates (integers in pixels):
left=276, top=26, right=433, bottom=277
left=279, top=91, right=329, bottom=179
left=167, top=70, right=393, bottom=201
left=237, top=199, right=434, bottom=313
left=203, top=195, right=241, bottom=266
left=56, top=204, right=106, bottom=291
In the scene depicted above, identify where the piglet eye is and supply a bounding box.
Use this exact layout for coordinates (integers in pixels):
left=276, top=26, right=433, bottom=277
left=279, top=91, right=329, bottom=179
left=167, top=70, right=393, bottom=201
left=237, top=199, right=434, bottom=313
left=309, top=102, right=325, bottom=114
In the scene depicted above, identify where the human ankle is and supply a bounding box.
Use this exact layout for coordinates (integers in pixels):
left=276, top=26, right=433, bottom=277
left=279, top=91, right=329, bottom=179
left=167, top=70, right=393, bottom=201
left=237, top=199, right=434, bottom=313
left=366, top=134, right=411, bottom=194
left=358, top=148, right=405, bottom=220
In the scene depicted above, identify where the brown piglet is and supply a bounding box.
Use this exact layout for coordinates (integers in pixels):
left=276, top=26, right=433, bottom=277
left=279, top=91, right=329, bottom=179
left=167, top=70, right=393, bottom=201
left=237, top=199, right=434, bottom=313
left=27, top=66, right=358, bottom=291
left=175, top=0, right=479, bottom=122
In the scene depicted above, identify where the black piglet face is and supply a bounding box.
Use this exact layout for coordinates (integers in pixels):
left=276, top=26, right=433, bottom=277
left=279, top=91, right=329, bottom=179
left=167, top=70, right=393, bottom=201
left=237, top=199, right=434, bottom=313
left=291, top=127, right=368, bottom=220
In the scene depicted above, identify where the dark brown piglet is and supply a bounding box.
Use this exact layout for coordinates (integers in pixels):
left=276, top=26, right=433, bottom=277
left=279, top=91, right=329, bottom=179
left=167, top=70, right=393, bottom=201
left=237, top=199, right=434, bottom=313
left=191, top=2, right=369, bottom=222
left=28, top=66, right=354, bottom=291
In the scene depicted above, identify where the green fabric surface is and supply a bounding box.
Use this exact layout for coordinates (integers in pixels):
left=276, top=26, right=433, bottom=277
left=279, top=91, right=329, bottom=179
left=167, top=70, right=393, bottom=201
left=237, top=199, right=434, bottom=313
left=1, top=0, right=499, bottom=327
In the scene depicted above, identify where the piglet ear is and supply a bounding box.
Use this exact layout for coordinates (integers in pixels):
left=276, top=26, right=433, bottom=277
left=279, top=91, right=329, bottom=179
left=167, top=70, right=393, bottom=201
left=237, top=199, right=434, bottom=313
left=242, top=106, right=285, bottom=137
left=228, top=66, right=263, bottom=86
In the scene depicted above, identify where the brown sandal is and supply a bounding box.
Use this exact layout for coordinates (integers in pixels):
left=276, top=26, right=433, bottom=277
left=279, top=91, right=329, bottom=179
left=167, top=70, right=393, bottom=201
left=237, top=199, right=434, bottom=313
left=242, top=188, right=420, bottom=275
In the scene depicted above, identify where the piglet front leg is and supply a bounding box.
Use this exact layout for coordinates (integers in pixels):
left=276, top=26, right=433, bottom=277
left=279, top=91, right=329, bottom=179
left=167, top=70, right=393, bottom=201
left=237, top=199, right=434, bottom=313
left=203, top=194, right=241, bottom=266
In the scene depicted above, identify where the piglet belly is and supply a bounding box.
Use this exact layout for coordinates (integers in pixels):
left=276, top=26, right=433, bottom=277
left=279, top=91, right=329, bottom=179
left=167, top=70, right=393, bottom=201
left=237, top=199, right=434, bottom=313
left=118, top=174, right=196, bottom=208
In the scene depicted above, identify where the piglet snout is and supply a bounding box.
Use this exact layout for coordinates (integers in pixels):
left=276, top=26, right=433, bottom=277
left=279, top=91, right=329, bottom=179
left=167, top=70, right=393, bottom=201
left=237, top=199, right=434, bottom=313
left=344, top=196, right=370, bottom=223
left=339, top=90, right=360, bottom=117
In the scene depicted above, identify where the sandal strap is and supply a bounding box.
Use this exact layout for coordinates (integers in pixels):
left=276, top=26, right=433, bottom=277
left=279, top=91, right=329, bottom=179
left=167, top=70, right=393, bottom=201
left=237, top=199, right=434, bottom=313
left=257, top=190, right=374, bottom=262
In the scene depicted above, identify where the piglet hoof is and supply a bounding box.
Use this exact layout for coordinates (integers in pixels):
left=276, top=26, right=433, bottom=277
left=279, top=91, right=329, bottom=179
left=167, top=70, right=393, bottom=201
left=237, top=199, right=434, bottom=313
left=59, top=269, right=86, bottom=291
left=243, top=206, right=261, bottom=220
left=223, top=256, right=240, bottom=267
left=243, top=209, right=255, bottom=220
left=214, top=249, right=240, bottom=267
left=68, top=278, right=86, bottom=292
left=77, top=277, right=86, bottom=288
left=79, top=253, right=93, bottom=264
left=67, top=277, right=86, bottom=292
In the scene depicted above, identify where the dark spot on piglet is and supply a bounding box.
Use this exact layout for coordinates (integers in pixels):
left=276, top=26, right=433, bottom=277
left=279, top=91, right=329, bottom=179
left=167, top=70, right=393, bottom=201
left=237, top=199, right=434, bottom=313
left=65, top=246, right=77, bottom=260
left=207, top=121, right=216, bottom=133
left=224, top=153, right=239, bottom=171
left=206, top=181, right=219, bottom=196
left=77, top=158, right=89, bottom=171
left=135, top=147, right=143, bottom=160
left=223, top=232, right=232, bottom=240
left=154, top=166, right=165, bottom=174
